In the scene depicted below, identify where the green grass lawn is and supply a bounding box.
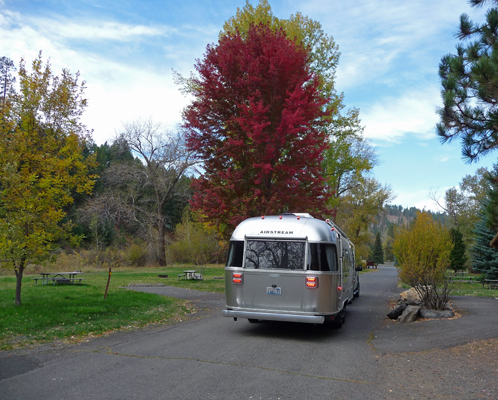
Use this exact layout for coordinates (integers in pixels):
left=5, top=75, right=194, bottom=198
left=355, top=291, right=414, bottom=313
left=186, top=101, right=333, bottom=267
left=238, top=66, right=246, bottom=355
left=396, top=271, right=498, bottom=297
left=0, top=265, right=226, bottom=350
left=449, top=281, right=498, bottom=297
left=444, top=271, right=498, bottom=296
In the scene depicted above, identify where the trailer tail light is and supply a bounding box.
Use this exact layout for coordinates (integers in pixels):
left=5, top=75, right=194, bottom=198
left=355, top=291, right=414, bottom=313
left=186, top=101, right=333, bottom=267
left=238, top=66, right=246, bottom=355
left=306, top=276, right=318, bottom=288
left=233, top=273, right=243, bottom=284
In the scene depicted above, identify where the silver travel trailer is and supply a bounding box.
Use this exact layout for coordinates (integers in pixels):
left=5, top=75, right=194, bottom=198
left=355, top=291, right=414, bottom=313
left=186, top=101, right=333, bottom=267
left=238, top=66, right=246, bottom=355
left=223, top=213, right=359, bottom=327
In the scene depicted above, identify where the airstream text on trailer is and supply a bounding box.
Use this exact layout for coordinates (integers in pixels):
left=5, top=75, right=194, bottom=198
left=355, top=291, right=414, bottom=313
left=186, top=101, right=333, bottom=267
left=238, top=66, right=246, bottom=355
left=223, top=213, right=359, bottom=327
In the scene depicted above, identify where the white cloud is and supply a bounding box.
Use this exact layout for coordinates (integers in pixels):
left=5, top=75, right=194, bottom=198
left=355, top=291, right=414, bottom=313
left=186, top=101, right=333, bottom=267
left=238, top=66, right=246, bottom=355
left=361, top=86, right=440, bottom=142
left=299, top=0, right=485, bottom=92
left=46, top=20, right=173, bottom=42
left=435, top=155, right=450, bottom=163
left=83, top=65, right=189, bottom=144
left=1, top=8, right=173, bottom=43
left=0, top=7, right=196, bottom=144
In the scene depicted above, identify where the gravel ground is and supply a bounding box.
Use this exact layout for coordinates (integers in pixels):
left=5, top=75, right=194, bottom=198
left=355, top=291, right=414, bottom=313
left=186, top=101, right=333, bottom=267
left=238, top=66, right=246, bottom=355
left=380, top=337, right=498, bottom=399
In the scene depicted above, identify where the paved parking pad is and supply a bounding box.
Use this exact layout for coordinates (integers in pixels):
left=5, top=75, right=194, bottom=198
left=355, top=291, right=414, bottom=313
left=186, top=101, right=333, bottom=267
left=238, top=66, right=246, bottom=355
left=1, top=268, right=497, bottom=400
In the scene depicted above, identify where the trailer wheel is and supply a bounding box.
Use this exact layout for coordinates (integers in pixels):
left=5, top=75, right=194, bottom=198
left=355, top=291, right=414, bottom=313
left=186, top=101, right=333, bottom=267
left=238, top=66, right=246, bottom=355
left=333, top=305, right=346, bottom=329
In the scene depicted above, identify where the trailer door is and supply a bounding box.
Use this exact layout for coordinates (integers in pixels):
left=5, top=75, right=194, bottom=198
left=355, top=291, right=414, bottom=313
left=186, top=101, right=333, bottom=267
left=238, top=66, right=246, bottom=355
left=241, top=237, right=308, bottom=311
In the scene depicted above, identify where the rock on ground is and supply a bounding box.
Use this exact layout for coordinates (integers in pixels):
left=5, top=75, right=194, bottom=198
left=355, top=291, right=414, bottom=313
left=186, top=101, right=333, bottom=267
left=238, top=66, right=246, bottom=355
left=387, top=303, right=407, bottom=320
left=398, top=305, right=420, bottom=323
left=419, top=308, right=455, bottom=319
left=399, top=287, right=423, bottom=305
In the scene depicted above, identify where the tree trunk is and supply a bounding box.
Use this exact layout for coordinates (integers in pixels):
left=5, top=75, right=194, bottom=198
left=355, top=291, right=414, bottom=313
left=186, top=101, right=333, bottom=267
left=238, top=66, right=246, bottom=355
left=157, top=218, right=167, bottom=266
left=330, top=208, right=337, bottom=223
left=14, top=259, right=25, bottom=306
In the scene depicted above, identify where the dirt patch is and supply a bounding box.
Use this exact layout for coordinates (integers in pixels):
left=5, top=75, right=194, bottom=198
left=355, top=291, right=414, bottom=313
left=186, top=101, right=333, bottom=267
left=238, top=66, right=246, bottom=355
left=379, top=338, right=498, bottom=399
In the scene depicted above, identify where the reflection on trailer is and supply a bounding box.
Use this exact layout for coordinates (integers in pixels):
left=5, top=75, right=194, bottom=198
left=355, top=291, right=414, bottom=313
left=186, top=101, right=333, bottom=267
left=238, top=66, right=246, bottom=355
left=223, top=213, right=360, bottom=327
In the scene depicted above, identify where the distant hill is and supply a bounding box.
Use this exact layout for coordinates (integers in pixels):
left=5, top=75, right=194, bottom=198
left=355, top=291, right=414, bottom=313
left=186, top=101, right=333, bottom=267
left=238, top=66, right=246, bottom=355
left=370, top=204, right=450, bottom=236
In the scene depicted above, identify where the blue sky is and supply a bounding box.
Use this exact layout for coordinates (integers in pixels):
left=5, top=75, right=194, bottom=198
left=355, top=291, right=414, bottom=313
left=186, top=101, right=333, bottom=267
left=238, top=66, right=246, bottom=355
left=1, top=0, right=496, bottom=211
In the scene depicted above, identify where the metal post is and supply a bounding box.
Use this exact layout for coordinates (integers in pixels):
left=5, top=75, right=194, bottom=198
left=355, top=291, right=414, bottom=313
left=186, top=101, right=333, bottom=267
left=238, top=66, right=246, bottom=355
left=104, top=267, right=112, bottom=300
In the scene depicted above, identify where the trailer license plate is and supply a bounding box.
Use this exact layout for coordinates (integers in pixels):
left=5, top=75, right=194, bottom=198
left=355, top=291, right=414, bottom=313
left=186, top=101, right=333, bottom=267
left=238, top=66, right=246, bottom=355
left=267, top=287, right=281, bottom=295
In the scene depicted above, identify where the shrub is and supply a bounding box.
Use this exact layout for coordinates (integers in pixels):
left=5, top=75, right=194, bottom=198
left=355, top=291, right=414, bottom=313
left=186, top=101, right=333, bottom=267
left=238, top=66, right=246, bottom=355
left=393, top=212, right=453, bottom=310
left=168, top=209, right=225, bottom=265
left=127, top=243, right=148, bottom=267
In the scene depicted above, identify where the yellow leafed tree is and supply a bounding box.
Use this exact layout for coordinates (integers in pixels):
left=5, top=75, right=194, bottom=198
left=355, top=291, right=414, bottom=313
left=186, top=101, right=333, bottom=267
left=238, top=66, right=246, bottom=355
left=393, top=212, right=453, bottom=310
left=0, top=53, right=96, bottom=305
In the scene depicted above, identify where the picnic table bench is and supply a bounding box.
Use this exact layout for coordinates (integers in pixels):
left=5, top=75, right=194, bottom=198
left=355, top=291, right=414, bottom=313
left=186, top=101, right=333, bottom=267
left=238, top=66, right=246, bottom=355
left=33, top=272, right=84, bottom=285
left=366, top=261, right=377, bottom=269
left=448, top=278, right=476, bottom=283
left=178, top=269, right=204, bottom=280
left=483, top=279, right=498, bottom=289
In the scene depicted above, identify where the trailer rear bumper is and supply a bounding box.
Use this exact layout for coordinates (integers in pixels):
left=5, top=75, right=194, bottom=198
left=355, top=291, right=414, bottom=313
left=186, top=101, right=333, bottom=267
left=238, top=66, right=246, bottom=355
left=222, top=309, right=325, bottom=324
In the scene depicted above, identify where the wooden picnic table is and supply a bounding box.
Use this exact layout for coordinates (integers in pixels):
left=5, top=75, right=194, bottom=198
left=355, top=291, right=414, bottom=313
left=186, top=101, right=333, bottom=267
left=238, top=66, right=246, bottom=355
left=178, top=270, right=204, bottom=280
left=483, top=279, right=498, bottom=289
left=366, top=261, right=377, bottom=269
left=178, top=270, right=197, bottom=280
left=33, top=272, right=84, bottom=285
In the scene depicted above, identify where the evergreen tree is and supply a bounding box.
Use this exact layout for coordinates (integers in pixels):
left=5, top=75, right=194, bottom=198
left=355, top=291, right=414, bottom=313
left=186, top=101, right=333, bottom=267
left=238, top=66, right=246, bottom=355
left=384, top=241, right=393, bottom=263
left=484, top=163, right=498, bottom=230
left=470, top=208, right=498, bottom=279
left=0, top=56, right=15, bottom=102
left=437, top=0, right=498, bottom=161
left=372, top=231, right=384, bottom=264
left=449, top=228, right=468, bottom=274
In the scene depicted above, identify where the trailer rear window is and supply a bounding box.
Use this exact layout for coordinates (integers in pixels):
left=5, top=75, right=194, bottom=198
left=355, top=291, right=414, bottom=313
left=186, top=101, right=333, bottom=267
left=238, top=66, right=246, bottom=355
left=226, top=241, right=244, bottom=267
left=244, top=239, right=306, bottom=270
left=308, top=243, right=338, bottom=271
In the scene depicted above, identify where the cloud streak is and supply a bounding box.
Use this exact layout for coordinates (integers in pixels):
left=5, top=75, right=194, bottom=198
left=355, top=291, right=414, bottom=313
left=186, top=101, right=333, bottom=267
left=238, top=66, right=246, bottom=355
left=361, top=86, right=441, bottom=142
left=0, top=7, right=192, bottom=144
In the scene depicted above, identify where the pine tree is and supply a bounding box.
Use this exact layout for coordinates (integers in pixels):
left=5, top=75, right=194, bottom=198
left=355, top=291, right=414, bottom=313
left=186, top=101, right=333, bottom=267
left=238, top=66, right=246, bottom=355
left=437, top=1, right=498, bottom=161
left=470, top=210, right=498, bottom=279
left=449, top=228, right=468, bottom=274
left=372, top=231, right=384, bottom=264
left=0, top=56, right=15, bottom=102
left=484, top=163, right=498, bottom=230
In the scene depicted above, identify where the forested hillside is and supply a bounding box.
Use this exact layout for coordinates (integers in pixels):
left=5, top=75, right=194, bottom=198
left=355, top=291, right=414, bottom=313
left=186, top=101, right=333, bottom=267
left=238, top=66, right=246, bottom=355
left=372, top=205, right=449, bottom=234
left=366, top=205, right=450, bottom=263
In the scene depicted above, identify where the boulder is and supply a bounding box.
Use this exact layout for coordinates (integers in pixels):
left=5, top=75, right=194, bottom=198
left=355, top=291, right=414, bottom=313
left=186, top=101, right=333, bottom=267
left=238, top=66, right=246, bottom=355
left=398, top=305, right=420, bottom=323
left=387, top=303, right=407, bottom=320
left=419, top=309, right=455, bottom=319
left=399, top=287, right=423, bottom=305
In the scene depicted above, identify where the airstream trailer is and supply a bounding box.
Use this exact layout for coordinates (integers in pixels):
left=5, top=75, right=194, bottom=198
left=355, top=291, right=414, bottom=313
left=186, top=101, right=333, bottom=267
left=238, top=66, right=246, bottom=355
left=223, top=213, right=359, bottom=327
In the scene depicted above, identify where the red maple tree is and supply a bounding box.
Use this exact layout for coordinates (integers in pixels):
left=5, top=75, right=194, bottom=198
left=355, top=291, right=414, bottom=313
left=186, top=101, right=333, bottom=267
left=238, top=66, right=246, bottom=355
left=183, top=24, right=331, bottom=232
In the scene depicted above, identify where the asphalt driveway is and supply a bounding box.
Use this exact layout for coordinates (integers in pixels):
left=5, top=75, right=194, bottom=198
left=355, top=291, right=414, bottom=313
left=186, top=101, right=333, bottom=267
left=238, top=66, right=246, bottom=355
left=1, top=267, right=497, bottom=400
